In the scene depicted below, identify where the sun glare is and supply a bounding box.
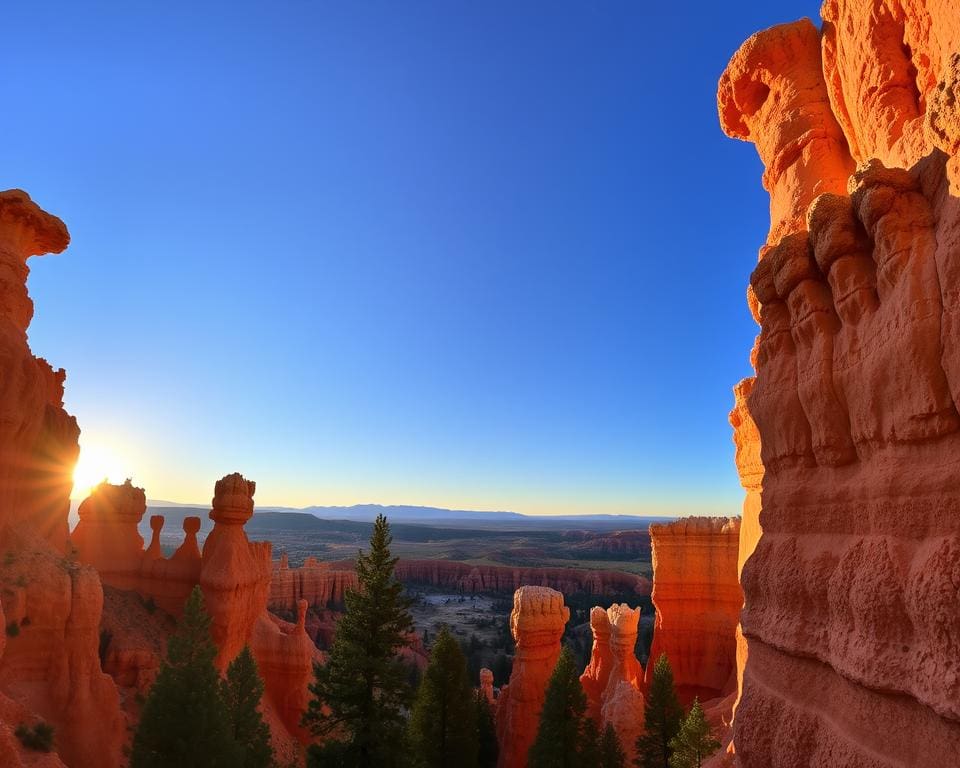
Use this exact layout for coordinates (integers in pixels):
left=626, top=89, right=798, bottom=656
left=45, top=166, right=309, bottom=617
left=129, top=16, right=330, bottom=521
left=72, top=443, right=129, bottom=499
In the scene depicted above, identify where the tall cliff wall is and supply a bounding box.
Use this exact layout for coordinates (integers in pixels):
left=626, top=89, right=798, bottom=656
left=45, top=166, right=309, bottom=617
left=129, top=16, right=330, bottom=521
left=719, top=3, right=960, bottom=765
left=646, top=517, right=741, bottom=704
left=0, top=191, right=124, bottom=768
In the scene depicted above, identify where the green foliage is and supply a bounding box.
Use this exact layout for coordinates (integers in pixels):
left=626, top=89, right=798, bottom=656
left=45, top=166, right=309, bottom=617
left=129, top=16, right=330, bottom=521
left=302, top=514, right=414, bottom=768
left=667, top=699, right=721, bottom=768
left=579, top=716, right=601, bottom=768
left=223, top=646, right=274, bottom=768
left=635, top=654, right=683, bottom=768
left=601, top=723, right=627, bottom=768
left=5, top=621, right=19, bottom=637
left=408, top=625, right=478, bottom=768
left=475, top=690, right=498, bottom=768
left=15, top=722, right=54, bottom=752
left=528, top=646, right=588, bottom=768
left=130, top=586, right=238, bottom=768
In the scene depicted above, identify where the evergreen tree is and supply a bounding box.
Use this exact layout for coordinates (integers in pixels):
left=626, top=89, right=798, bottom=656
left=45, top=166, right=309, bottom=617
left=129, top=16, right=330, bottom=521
left=223, top=646, right=274, bottom=768
left=408, top=626, right=478, bottom=768
left=667, top=699, right=721, bottom=768
left=579, top=717, right=601, bottom=767
left=600, top=723, right=626, bottom=768
left=475, top=690, right=499, bottom=768
left=634, top=654, right=683, bottom=768
left=528, top=647, right=587, bottom=768
left=131, top=586, right=237, bottom=768
left=302, top=514, right=414, bottom=768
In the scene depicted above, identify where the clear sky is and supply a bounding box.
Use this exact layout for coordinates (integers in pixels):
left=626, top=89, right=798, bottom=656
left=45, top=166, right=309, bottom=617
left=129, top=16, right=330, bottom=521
left=5, top=1, right=820, bottom=514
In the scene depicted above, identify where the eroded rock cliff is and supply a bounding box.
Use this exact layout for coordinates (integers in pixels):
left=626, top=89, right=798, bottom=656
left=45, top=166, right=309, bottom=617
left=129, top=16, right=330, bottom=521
left=719, top=3, right=960, bottom=764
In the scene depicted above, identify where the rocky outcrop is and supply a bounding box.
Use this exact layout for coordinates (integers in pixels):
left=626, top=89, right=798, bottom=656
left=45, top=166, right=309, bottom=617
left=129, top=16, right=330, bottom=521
left=0, top=190, right=124, bottom=768
left=479, top=667, right=495, bottom=705
left=646, top=517, right=741, bottom=703
left=719, top=4, right=960, bottom=765
left=495, top=586, right=569, bottom=768
left=269, top=556, right=649, bottom=613
left=581, top=604, right=645, bottom=765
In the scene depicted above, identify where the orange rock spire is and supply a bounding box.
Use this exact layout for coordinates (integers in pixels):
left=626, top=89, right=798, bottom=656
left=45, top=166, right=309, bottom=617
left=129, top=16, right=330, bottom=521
left=495, top=586, right=569, bottom=768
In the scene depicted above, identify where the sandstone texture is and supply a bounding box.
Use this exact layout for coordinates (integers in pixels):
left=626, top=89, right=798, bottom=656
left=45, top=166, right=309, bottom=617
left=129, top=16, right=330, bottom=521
left=495, top=586, right=569, bottom=768
left=0, top=190, right=125, bottom=768
left=646, top=517, right=741, bottom=704
left=580, top=604, right=645, bottom=765
left=719, top=4, right=960, bottom=764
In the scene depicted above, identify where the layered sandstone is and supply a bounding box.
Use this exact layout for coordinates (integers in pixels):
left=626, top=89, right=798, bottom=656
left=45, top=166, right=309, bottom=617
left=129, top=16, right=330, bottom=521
left=719, top=4, right=960, bottom=765
left=269, top=556, right=649, bottom=613
left=495, top=586, right=569, bottom=768
left=646, top=517, right=741, bottom=703
left=0, top=190, right=125, bottom=768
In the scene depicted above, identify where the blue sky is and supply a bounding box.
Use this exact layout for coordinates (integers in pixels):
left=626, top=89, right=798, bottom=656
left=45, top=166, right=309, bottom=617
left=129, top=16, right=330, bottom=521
left=5, top=1, right=820, bottom=514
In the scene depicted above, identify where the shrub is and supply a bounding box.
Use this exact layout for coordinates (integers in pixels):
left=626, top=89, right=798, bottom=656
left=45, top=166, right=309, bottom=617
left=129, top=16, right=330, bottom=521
left=6, top=621, right=20, bottom=637
left=15, top=722, right=55, bottom=752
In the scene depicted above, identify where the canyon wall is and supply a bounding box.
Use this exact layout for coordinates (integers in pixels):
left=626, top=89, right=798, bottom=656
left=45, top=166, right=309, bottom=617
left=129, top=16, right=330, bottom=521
left=495, top=586, right=569, bottom=768
left=719, top=3, right=960, bottom=765
left=646, top=517, right=741, bottom=704
left=0, top=190, right=124, bottom=768
left=269, top=555, right=649, bottom=611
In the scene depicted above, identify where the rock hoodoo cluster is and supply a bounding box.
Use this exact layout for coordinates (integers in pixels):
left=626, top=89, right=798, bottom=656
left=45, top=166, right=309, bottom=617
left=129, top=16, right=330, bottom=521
left=580, top=604, right=645, bottom=765
left=720, top=2, right=960, bottom=764
left=646, top=517, right=741, bottom=705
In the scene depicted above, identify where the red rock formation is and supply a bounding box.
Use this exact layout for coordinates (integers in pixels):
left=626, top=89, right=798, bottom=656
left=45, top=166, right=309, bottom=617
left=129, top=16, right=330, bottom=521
left=720, top=5, right=960, bottom=764
left=72, top=479, right=147, bottom=591
left=200, top=473, right=272, bottom=669
left=0, top=190, right=124, bottom=768
left=646, top=517, right=741, bottom=704
left=495, top=586, right=569, bottom=768
left=563, top=529, right=651, bottom=558
left=479, top=667, right=495, bottom=706
left=581, top=604, right=645, bottom=764
left=270, top=556, right=649, bottom=615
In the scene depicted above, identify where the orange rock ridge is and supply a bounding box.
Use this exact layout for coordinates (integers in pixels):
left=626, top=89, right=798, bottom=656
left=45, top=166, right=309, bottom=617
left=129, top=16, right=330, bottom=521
left=719, top=2, right=960, bottom=764
left=495, top=586, right=569, bottom=768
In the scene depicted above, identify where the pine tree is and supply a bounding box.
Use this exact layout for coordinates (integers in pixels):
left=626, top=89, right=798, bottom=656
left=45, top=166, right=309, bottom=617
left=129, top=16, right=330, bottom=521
left=601, top=723, right=626, bottom=768
left=408, top=625, right=478, bottom=768
left=528, top=646, right=587, bottom=768
left=634, top=654, right=683, bottom=768
left=667, top=699, right=721, bottom=768
left=579, top=717, right=601, bottom=767
left=131, top=586, right=237, bottom=768
left=302, top=514, right=414, bottom=768
left=223, top=646, right=274, bottom=768
left=475, top=690, right=499, bottom=768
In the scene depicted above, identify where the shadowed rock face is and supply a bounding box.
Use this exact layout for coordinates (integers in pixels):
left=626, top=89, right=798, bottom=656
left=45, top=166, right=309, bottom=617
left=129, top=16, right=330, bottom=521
left=719, top=3, right=960, bottom=765
left=0, top=190, right=123, bottom=768
left=495, top=586, right=569, bottom=768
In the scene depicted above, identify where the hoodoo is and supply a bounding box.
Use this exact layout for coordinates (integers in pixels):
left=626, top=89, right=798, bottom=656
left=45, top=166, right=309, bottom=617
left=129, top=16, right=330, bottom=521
left=495, top=586, right=569, bottom=768
left=719, top=2, right=960, bottom=764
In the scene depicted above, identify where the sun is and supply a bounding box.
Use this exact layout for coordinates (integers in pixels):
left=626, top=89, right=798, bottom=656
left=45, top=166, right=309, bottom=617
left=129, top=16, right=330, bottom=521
left=72, top=443, right=129, bottom=499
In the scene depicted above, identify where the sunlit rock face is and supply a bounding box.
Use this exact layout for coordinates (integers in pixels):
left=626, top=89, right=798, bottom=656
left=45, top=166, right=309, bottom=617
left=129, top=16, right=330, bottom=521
left=580, top=604, right=645, bottom=765
left=646, top=518, right=741, bottom=704
left=0, top=190, right=124, bottom=768
left=495, top=586, right=569, bottom=768
left=719, top=4, right=960, bottom=764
